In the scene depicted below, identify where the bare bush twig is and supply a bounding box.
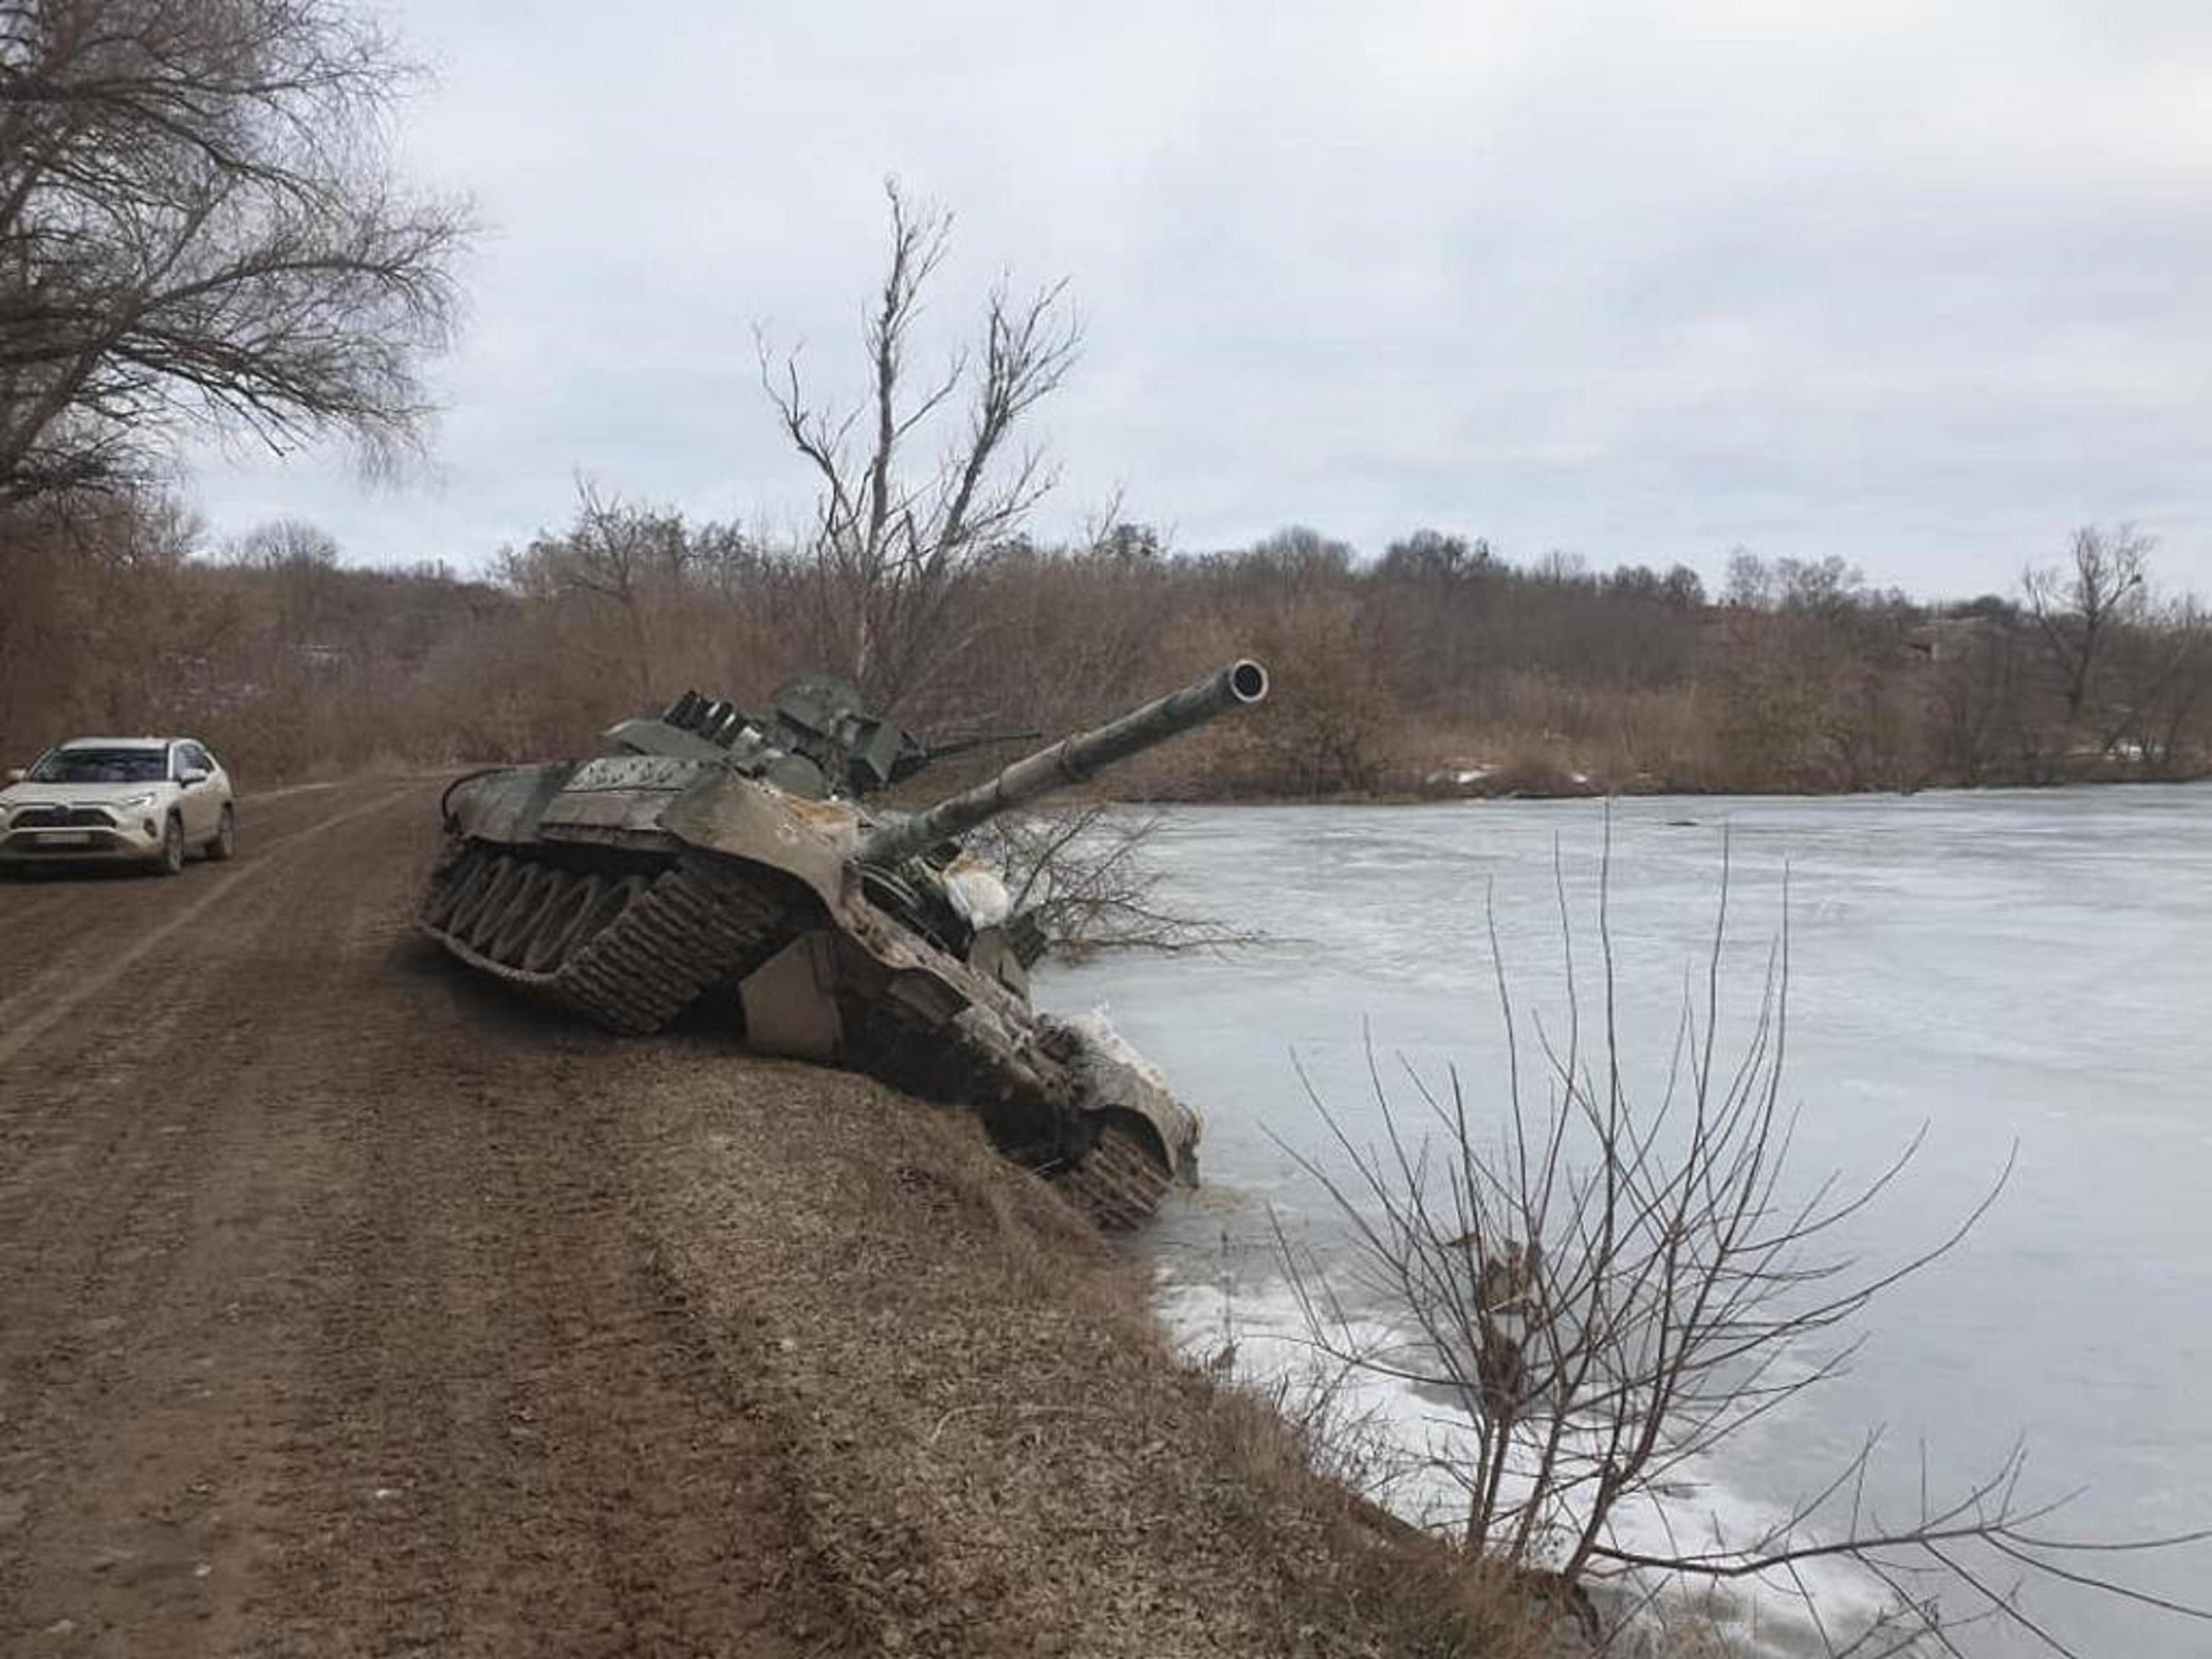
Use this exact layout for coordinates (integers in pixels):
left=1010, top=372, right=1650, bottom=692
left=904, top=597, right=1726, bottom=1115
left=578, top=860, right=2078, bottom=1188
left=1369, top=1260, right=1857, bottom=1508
left=1273, top=822, right=2211, bottom=1654
left=971, top=801, right=1267, bottom=960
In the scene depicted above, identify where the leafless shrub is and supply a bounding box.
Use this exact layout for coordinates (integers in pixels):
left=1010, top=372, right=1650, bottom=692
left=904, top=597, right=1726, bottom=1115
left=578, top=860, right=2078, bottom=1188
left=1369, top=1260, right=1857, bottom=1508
left=1275, top=825, right=2210, bottom=1655
left=970, top=802, right=1264, bottom=959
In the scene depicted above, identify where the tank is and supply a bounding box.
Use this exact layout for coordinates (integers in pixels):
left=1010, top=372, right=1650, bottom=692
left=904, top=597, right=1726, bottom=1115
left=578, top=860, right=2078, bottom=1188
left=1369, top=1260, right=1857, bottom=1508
left=418, top=660, right=1269, bottom=1226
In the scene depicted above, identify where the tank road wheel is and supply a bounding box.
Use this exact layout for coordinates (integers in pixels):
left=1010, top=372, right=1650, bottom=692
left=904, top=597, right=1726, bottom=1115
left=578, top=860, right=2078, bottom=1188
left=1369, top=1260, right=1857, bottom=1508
left=451, top=855, right=523, bottom=946
left=487, top=863, right=561, bottom=965
left=570, top=873, right=649, bottom=954
left=469, top=858, right=545, bottom=955
left=426, top=848, right=493, bottom=931
left=522, top=873, right=607, bottom=974
left=1064, top=1119, right=1176, bottom=1231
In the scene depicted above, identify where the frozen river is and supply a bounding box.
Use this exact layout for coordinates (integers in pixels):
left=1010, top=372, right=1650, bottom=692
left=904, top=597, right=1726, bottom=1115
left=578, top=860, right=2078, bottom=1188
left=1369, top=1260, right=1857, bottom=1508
left=1037, top=786, right=2212, bottom=1656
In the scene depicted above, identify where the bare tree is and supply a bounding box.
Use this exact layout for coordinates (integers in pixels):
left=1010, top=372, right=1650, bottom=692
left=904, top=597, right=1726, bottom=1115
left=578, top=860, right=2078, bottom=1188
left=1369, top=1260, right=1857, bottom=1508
left=1931, top=619, right=2032, bottom=786
left=0, top=0, right=470, bottom=506
left=502, top=480, right=701, bottom=700
left=1277, top=832, right=2209, bottom=1653
left=2098, top=595, right=2212, bottom=775
left=228, top=516, right=339, bottom=570
left=760, top=179, right=1079, bottom=711
left=969, top=803, right=1264, bottom=959
left=2023, top=525, right=2152, bottom=727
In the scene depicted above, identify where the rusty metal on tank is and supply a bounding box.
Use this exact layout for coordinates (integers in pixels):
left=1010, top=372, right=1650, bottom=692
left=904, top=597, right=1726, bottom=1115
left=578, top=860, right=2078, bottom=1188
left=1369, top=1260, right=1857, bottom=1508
left=418, top=660, right=1269, bottom=1226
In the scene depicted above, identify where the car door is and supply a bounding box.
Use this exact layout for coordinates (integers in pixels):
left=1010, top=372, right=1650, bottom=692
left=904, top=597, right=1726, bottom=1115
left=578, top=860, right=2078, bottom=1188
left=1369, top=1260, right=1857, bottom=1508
left=198, top=745, right=231, bottom=811
left=172, top=743, right=214, bottom=840
left=194, top=745, right=231, bottom=830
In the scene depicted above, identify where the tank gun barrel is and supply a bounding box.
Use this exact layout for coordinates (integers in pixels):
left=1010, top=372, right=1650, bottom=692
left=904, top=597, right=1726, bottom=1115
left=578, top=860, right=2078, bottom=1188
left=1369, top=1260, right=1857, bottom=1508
left=858, top=659, right=1268, bottom=867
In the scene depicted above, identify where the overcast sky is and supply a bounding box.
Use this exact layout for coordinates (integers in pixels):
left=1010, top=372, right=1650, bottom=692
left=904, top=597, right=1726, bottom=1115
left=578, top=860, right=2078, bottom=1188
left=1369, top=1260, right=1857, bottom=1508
left=185, top=0, right=2212, bottom=598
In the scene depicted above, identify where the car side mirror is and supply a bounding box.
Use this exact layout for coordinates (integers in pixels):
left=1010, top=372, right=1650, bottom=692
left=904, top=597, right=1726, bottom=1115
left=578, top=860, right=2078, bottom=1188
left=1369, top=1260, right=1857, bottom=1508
left=179, top=767, right=211, bottom=786
left=2, top=768, right=22, bottom=786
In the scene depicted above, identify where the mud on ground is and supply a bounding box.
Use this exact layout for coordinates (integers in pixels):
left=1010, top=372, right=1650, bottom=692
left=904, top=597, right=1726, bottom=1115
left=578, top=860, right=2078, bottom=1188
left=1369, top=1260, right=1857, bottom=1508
left=0, top=780, right=1446, bottom=1658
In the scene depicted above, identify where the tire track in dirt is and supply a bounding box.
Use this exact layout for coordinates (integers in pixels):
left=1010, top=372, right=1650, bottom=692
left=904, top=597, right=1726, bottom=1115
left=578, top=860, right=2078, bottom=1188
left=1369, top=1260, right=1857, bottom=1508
left=0, top=785, right=422, bottom=1064
left=263, top=1033, right=855, bottom=1658
left=0, top=778, right=860, bottom=1659
left=0, top=785, right=433, bottom=1655
left=0, top=783, right=373, bottom=944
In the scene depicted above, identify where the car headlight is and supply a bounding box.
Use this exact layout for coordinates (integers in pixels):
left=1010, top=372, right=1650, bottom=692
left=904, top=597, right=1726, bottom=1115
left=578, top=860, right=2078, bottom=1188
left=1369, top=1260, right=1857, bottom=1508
left=115, top=791, right=159, bottom=811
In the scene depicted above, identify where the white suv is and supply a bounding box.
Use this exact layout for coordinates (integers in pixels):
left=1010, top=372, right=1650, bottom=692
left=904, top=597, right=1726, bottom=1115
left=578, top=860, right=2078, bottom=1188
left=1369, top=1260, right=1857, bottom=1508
left=0, top=737, right=235, bottom=875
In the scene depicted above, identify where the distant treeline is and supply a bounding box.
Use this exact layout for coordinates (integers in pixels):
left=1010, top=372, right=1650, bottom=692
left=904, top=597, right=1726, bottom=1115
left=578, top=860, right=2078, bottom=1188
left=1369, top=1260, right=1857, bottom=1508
left=3, top=495, right=2206, bottom=798
left=1, top=7, right=2203, bottom=801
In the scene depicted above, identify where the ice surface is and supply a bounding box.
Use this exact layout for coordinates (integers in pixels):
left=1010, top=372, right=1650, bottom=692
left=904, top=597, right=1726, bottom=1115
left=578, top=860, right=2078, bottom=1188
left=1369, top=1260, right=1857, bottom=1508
left=1040, top=786, right=2212, bottom=1659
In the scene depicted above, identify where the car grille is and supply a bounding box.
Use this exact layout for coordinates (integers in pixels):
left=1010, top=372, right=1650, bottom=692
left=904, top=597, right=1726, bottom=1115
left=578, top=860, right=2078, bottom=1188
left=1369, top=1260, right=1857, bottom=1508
left=10, top=806, right=118, bottom=828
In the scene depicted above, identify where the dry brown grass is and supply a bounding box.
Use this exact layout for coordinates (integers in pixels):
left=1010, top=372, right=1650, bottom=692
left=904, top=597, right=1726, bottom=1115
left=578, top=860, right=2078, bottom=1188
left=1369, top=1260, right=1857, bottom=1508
left=619, top=1048, right=1489, bottom=1657
left=599, top=1038, right=1723, bottom=1656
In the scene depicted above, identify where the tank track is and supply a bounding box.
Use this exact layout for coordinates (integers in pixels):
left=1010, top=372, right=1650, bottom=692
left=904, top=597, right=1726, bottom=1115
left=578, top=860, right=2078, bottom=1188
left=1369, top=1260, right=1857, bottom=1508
left=858, top=994, right=1176, bottom=1230
left=421, top=841, right=786, bottom=1034
left=1057, top=1123, right=1175, bottom=1231
left=422, top=838, right=1177, bottom=1226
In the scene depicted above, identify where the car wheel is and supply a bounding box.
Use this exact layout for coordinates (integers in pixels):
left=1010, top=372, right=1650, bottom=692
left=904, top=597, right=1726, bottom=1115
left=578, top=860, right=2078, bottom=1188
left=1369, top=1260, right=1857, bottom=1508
left=158, top=814, right=185, bottom=876
left=206, top=804, right=236, bottom=862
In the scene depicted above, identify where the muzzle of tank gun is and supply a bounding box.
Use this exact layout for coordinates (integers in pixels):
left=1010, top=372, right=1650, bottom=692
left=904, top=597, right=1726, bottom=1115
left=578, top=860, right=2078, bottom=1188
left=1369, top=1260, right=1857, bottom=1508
left=856, top=659, right=1268, bottom=868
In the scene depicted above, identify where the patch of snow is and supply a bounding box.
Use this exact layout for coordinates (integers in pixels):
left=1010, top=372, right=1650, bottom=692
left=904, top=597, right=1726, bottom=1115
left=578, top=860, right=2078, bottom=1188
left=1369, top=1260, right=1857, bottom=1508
left=1156, top=1281, right=1894, bottom=1658
left=1064, top=1005, right=1172, bottom=1092
left=1421, top=765, right=1496, bottom=788
left=941, top=856, right=1013, bottom=927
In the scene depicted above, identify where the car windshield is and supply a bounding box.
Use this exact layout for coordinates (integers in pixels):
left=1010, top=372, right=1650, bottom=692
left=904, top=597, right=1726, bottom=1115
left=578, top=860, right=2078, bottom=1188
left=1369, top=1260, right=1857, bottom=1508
left=26, top=748, right=169, bottom=784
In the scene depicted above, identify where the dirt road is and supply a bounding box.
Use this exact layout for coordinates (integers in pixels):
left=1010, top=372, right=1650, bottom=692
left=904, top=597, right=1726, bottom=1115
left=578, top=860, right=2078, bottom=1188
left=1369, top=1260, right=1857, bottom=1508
left=0, top=781, right=869, bottom=1656
left=0, top=780, right=1426, bottom=1659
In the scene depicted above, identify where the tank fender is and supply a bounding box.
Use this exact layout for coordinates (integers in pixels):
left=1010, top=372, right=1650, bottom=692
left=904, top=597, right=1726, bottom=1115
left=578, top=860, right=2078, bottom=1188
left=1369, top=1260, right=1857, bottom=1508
left=538, top=755, right=709, bottom=840
left=657, top=769, right=855, bottom=902
left=443, top=763, right=572, bottom=842
left=1038, top=1015, right=1203, bottom=1187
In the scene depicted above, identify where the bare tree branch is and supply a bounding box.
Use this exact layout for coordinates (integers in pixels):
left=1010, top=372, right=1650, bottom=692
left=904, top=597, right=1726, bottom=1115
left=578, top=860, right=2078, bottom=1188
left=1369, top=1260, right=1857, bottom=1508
left=1271, top=822, right=2211, bottom=1652
left=757, top=179, right=1079, bottom=710
left=0, top=0, right=471, bottom=507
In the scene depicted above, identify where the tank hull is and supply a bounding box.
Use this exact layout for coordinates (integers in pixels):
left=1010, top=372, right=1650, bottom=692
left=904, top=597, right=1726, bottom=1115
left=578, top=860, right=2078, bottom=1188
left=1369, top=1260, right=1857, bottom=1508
left=421, top=752, right=1199, bottom=1225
